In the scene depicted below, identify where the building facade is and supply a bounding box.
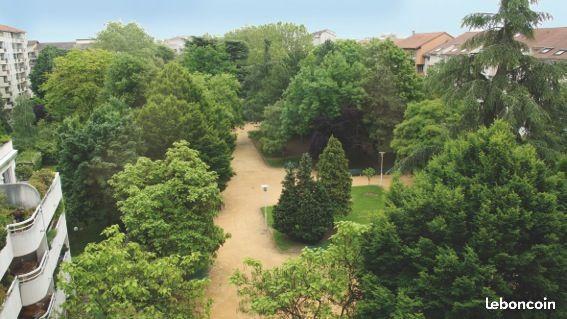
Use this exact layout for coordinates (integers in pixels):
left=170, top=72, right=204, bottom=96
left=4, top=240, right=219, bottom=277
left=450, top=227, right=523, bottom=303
left=424, top=27, right=567, bottom=73
left=0, top=25, right=31, bottom=108
left=0, top=139, right=70, bottom=319
left=312, top=29, right=336, bottom=45
left=162, top=36, right=192, bottom=54
left=394, top=32, right=453, bottom=74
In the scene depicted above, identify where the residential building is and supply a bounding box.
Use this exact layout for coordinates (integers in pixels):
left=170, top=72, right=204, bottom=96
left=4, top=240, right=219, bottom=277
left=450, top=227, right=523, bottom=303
left=394, top=31, right=453, bottom=74
left=312, top=29, right=336, bottom=45
left=0, top=139, right=70, bottom=319
left=26, top=40, right=39, bottom=70
left=424, top=27, right=567, bottom=73
left=359, top=33, right=397, bottom=45
left=162, top=36, right=192, bottom=54
left=0, top=24, right=31, bottom=108
left=26, top=39, right=96, bottom=69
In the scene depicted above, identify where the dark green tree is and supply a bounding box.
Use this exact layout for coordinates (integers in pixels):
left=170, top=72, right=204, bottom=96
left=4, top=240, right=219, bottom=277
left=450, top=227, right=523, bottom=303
left=155, top=45, right=175, bottom=63
left=58, top=99, right=142, bottom=226
left=104, top=53, right=154, bottom=108
left=429, top=0, right=566, bottom=162
left=273, top=154, right=333, bottom=244
left=11, top=95, right=37, bottom=150
left=317, top=136, right=352, bottom=215
left=181, top=36, right=236, bottom=76
left=29, top=45, right=67, bottom=98
left=358, top=121, right=566, bottom=318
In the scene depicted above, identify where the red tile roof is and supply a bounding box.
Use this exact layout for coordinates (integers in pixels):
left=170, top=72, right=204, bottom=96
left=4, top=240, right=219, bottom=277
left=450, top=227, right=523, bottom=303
left=394, top=32, right=452, bottom=49
left=0, top=24, right=25, bottom=34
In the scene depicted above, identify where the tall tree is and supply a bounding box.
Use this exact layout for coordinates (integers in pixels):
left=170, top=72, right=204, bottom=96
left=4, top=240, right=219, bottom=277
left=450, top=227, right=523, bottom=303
left=231, top=222, right=368, bottom=319
left=60, top=225, right=210, bottom=319
left=358, top=121, right=567, bottom=318
left=181, top=36, right=236, bottom=76
left=11, top=95, right=37, bottom=150
left=42, top=49, right=113, bottom=120
left=273, top=154, right=333, bottom=244
left=104, top=53, right=154, bottom=108
left=29, top=45, right=67, bottom=98
left=58, top=99, right=142, bottom=226
left=429, top=0, right=566, bottom=162
left=317, top=136, right=352, bottom=215
left=110, top=141, right=227, bottom=266
left=93, top=21, right=157, bottom=59
left=136, top=62, right=234, bottom=189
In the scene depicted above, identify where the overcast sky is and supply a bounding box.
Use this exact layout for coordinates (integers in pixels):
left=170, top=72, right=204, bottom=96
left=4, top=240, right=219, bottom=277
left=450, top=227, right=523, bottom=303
left=1, top=0, right=566, bottom=42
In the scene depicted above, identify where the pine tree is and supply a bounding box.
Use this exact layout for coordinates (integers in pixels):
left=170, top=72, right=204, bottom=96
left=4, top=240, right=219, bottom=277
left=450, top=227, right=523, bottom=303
left=273, top=154, right=333, bottom=244
left=317, top=136, right=352, bottom=215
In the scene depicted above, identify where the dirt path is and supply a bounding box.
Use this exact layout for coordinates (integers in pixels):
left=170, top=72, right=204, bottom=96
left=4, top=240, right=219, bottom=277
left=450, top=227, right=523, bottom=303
left=207, top=124, right=411, bottom=318
left=207, top=124, right=296, bottom=318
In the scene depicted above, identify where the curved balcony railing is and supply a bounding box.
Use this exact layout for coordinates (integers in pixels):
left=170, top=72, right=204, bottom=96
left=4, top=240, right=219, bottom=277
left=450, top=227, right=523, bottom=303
left=0, top=278, right=22, bottom=319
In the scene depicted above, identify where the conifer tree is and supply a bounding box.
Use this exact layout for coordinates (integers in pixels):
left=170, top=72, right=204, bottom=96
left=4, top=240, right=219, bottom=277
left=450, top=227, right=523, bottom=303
left=317, top=136, right=352, bottom=215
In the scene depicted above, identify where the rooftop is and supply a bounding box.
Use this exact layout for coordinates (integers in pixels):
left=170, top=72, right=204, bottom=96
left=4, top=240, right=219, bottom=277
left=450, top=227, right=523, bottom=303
left=394, top=32, right=452, bottom=49
left=312, top=29, right=336, bottom=37
left=0, top=24, right=25, bottom=34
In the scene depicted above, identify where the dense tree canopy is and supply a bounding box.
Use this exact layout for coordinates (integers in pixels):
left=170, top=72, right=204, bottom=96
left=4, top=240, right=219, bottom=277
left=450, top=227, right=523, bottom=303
left=42, top=49, right=113, bottom=120
left=273, top=154, right=333, bottom=244
left=231, top=222, right=368, bottom=319
left=60, top=225, right=210, bottom=319
left=136, top=62, right=234, bottom=189
left=391, top=99, right=455, bottom=172
left=428, top=0, right=566, bottom=162
left=358, top=121, right=566, bottom=318
left=29, top=45, right=67, bottom=98
left=93, top=21, right=157, bottom=59
left=182, top=36, right=238, bottom=76
left=58, top=99, right=142, bottom=226
left=104, top=53, right=154, bottom=108
left=110, top=141, right=227, bottom=266
left=11, top=95, right=37, bottom=150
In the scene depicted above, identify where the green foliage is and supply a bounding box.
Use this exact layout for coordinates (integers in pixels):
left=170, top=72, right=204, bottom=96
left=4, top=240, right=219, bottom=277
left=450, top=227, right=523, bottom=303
left=60, top=225, right=210, bottom=319
left=93, top=21, right=157, bottom=59
left=28, top=168, right=55, bottom=197
left=231, top=222, right=368, bottom=318
left=0, top=193, right=14, bottom=248
left=358, top=121, right=567, bottom=318
left=391, top=99, right=454, bottom=172
left=11, top=95, right=37, bottom=150
left=317, top=136, right=352, bottom=215
left=136, top=62, right=234, bottom=189
left=428, top=0, right=566, bottom=163
left=34, top=120, right=59, bottom=165
left=273, top=154, right=333, bottom=244
left=155, top=45, right=175, bottom=63
left=29, top=45, right=67, bottom=98
left=182, top=37, right=237, bottom=76
left=110, top=141, right=227, bottom=266
left=362, top=167, right=376, bottom=184
left=16, top=150, right=42, bottom=180
left=226, top=22, right=313, bottom=121
left=43, top=49, right=113, bottom=120
left=104, top=53, right=154, bottom=107
left=58, top=99, right=142, bottom=226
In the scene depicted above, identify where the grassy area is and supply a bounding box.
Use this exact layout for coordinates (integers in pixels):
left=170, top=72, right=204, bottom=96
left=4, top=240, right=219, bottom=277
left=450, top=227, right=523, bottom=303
left=264, top=155, right=302, bottom=168
left=265, top=185, right=385, bottom=251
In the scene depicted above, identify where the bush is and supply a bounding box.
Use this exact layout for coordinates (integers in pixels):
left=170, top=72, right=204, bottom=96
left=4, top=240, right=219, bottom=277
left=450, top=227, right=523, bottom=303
left=16, top=150, right=42, bottom=180
left=28, top=168, right=55, bottom=197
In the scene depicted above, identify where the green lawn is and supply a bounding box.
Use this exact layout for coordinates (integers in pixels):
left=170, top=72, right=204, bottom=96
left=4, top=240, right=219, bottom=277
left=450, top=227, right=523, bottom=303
left=264, top=155, right=302, bottom=168
left=265, top=185, right=385, bottom=251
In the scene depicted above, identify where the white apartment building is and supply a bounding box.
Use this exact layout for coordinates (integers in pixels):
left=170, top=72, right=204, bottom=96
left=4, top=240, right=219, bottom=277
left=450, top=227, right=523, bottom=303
left=162, top=36, right=192, bottom=54
left=0, top=139, right=70, bottom=319
left=0, top=25, right=31, bottom=108
left=312, top=29, right=336, bottom=45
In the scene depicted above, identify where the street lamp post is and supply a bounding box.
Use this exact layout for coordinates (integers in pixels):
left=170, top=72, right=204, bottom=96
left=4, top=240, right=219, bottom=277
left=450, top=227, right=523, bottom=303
left=261, top=184, right=269, bottom=230
left=379, top=152, right=385, bottom=186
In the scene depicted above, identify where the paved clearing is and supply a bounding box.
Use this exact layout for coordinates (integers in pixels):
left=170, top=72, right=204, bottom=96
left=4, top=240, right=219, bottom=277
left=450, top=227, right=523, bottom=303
left=207, top=124, right=409, bottom=318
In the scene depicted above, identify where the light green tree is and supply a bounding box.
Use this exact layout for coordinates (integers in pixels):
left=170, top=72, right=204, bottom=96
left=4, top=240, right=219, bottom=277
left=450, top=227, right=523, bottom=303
left=362, top=167, right=376, bottom=185
left=110, top=141, right=227, bottom=266
left=11, top=95, right=37, bottom=150
left=93, top=21, right=157, bottom=59
left=29, top=45, right=67, bottom=98
left=231, top=222, right=368, bottom=319
left=60, top=225, right=210, bottom=319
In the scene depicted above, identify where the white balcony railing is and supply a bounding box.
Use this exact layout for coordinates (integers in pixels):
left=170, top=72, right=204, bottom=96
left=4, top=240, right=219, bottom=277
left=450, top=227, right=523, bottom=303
left=19, top=213, right=67, bottom=306
left=0, top=278, right=22, bottom=319
left=7, top=173, right=62, bottom=257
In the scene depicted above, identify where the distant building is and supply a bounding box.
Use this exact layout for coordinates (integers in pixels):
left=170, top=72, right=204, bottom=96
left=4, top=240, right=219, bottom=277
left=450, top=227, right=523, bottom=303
left=25, top=39, right=95, bottom=74
left=26, top=40, right=39, bottom=69
left=358, top=33, right=398, bottom=45
left=0, top=24, right=31, bottom=108
left=312, top=29, right=336, bottom=45
left=162, top=36, right=192, bottom=54
left=394, top=31, right=453, bottom=74
left=424, top=27, right=567, bottom=73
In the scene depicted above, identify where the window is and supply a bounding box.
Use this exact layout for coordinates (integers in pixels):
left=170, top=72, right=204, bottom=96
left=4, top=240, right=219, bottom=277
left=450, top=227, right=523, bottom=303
left=416, top=64, right=425, bottom=73
left=554, top=50, right=566, bottom=56
left=540, top=47, right=553, bottom=54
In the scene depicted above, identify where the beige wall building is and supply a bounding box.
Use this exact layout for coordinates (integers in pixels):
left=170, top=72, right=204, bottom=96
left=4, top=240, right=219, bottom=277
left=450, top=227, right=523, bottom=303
left=312, top=29, right=336, bottom=45
left=394, top=32, right=453, bottom=74
left=0, top=24, right=31, bottom=108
